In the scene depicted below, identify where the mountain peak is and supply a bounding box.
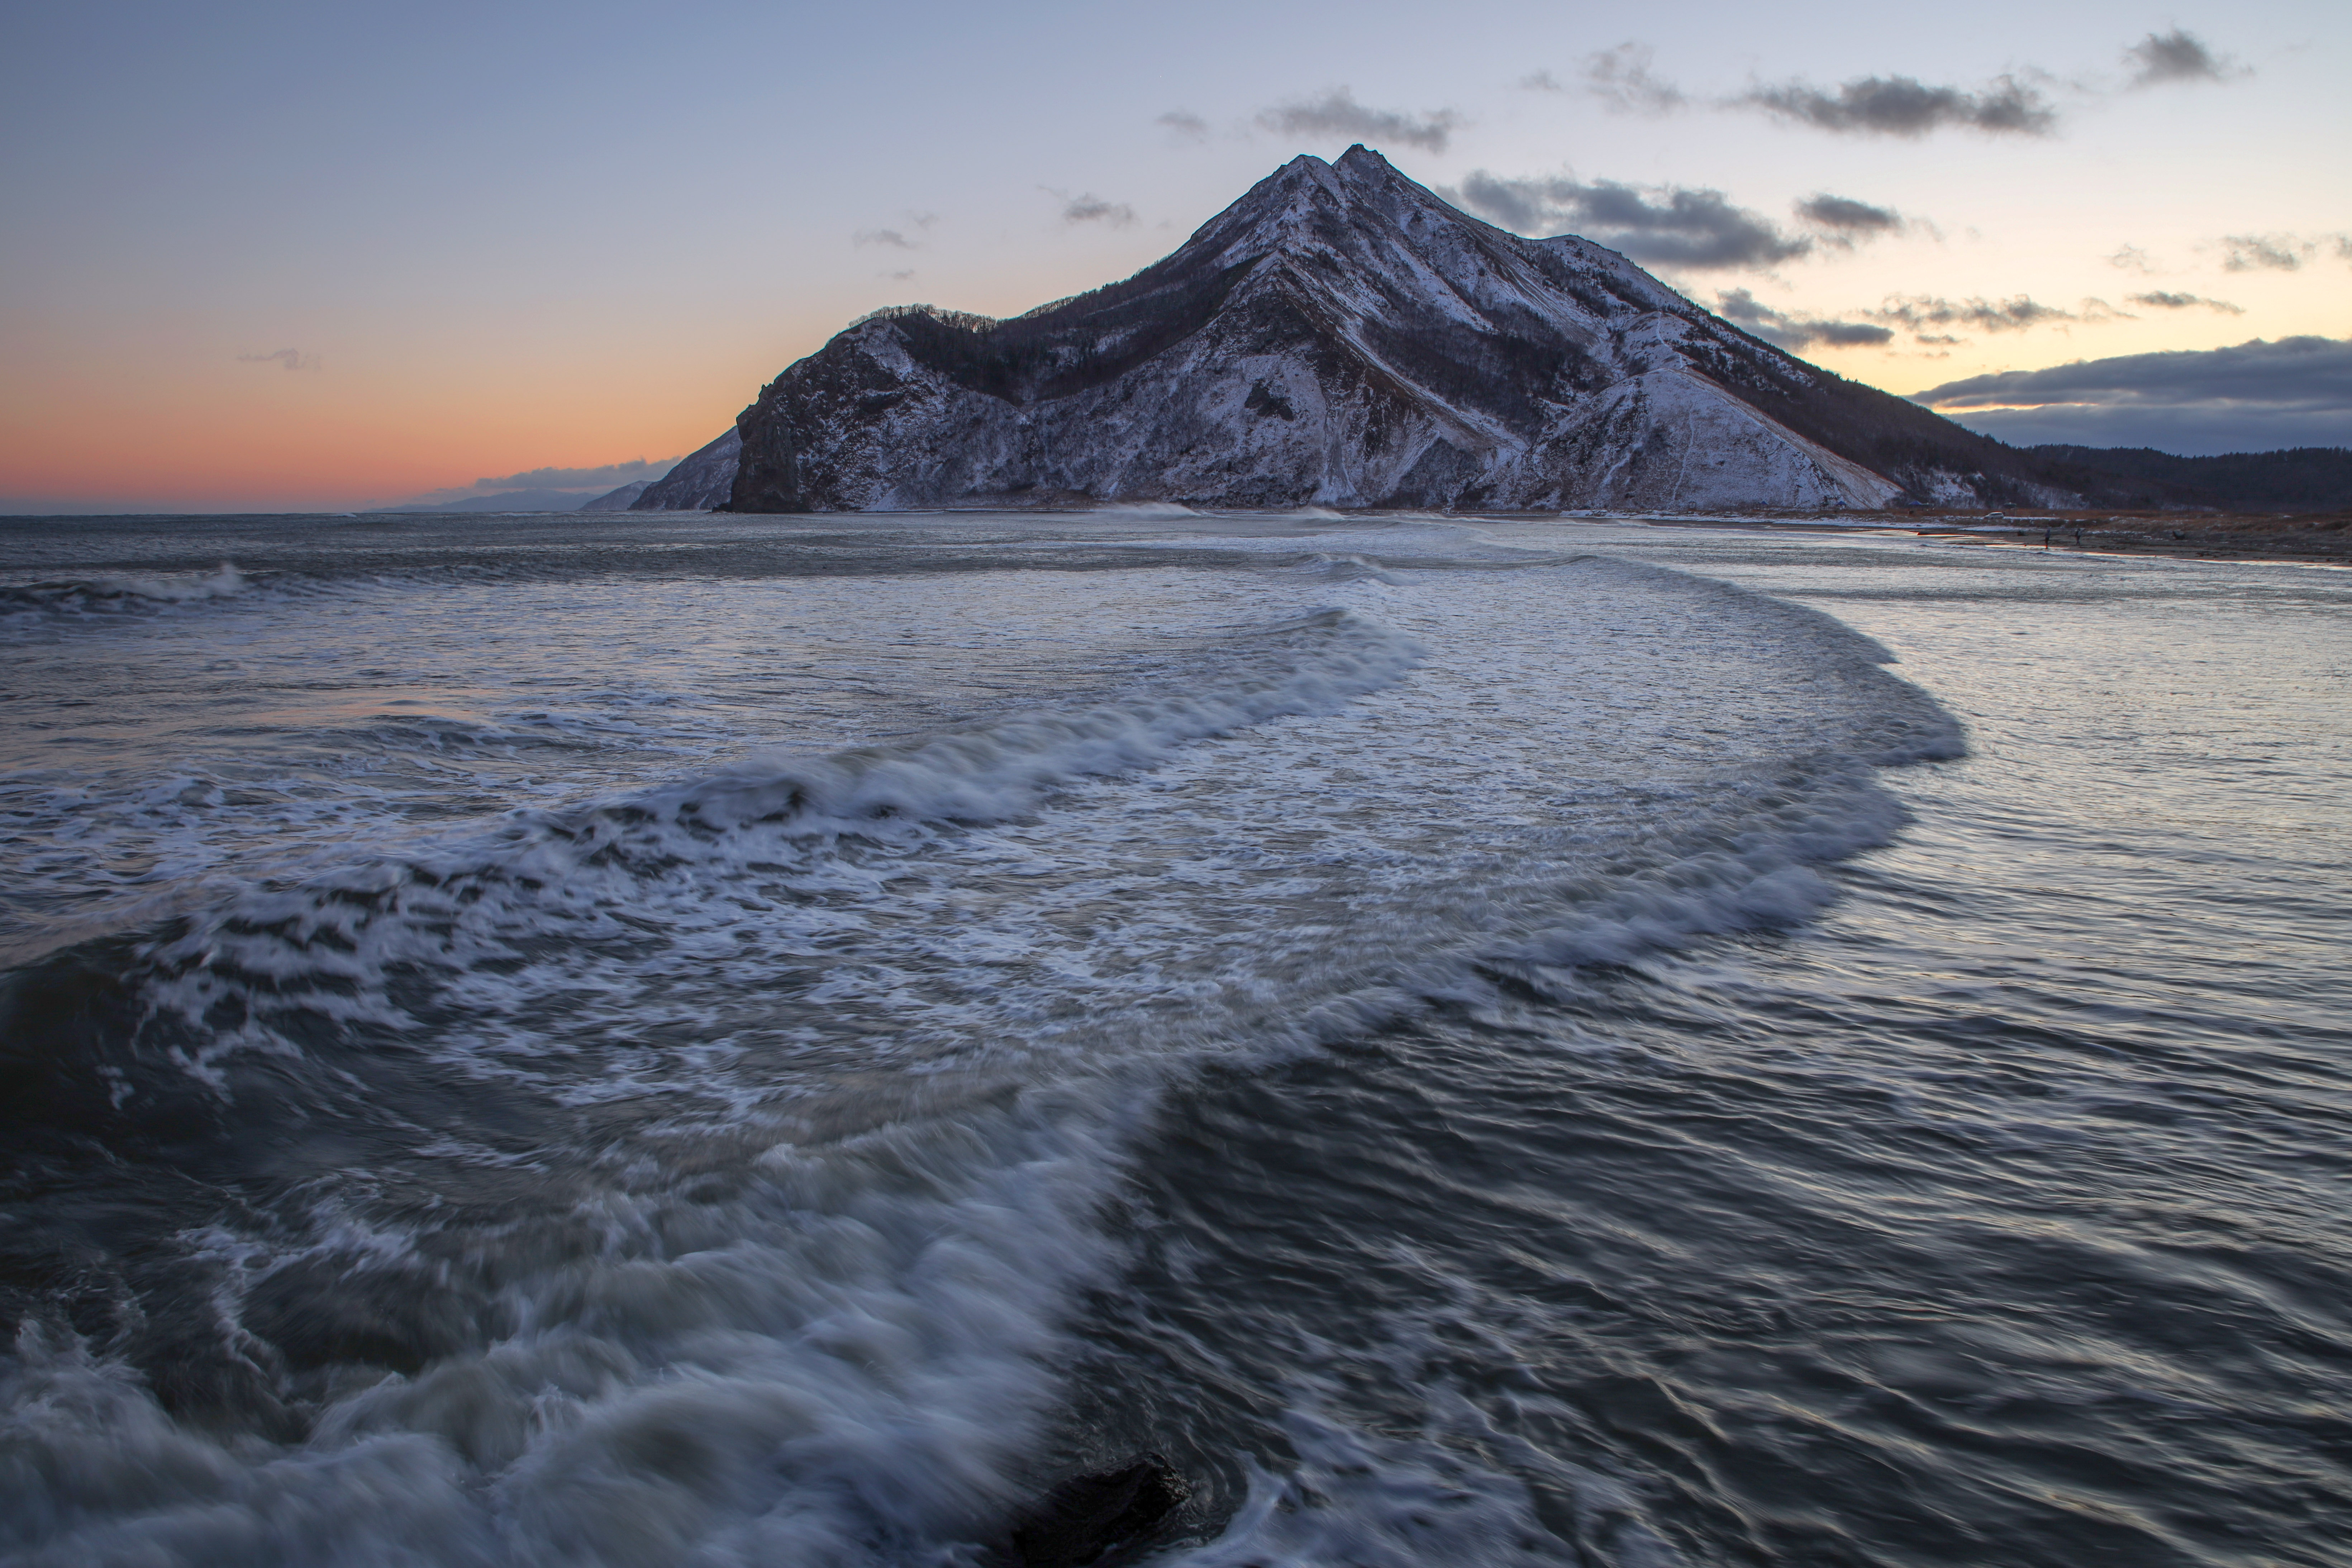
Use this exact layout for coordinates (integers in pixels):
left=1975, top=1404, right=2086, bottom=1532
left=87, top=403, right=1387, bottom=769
left=709, top=154, right=2087, bottom=515
left=1332, top=143, right=1409, bottom=185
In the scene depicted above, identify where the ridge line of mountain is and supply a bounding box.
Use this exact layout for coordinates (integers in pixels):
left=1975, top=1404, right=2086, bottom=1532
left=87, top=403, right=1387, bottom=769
left=619, top=148, right=2342, bottom=517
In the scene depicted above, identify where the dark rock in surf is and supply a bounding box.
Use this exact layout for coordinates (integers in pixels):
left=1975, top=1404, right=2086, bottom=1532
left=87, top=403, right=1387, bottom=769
left=718, top=146, right=2098, bottom=514
left=990, top=1455, right=1191, bottom=1568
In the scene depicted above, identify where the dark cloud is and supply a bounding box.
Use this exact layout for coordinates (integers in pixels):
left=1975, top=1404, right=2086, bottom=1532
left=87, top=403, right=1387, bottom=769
left=1740, top=73, right=2056, bottom=136
left=2219, top=233, right=2352, bottom=272
left=1914, top=335, right=2352, bottom=411
left=1715, top=288, right=1893, bottom=351
left=1257, top=88, right=1462, bottom=153
left=1869, top=295, right=2079, bottom=334
left=2128, top=291, right=2244, bottom=315
left=1911, top=335, right=2352, bottom=454
left=1794, top=194, right=1915, bottom=251
left=1452, top=172, right=1807, bottom=269
left=1806, top=321, right=1900, bottom=347
left=2124, top=29, right=2232, bottom=87
left=1156, top=109, right=1208, bottom=141
left=853, top=228, right=917, bottom=249
left=1582, top=44, right=1685, bottom=114
left=237, top=348, right=317, bottom=371
left=1714, top=287, right=1776, bottom=325
left=1060, top=193, right=1136, bottom=227
left=1796, top=195, right=1902, bottom=234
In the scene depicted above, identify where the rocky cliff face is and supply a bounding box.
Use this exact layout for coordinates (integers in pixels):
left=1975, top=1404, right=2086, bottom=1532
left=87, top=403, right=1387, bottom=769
left=724, top=148, right=2077, bottom=514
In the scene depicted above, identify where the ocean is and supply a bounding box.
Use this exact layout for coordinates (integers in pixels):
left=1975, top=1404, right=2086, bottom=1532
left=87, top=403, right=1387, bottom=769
left=2, top=509, right=2347, bottom=1567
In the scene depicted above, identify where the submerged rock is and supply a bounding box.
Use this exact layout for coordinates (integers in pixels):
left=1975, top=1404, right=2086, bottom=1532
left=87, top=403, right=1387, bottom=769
left=991, top=1455, right=1192, bottom=1568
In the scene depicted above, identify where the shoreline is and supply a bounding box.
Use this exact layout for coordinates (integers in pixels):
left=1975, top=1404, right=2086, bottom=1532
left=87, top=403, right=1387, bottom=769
left=1600, top=508, right=2352, bottom=566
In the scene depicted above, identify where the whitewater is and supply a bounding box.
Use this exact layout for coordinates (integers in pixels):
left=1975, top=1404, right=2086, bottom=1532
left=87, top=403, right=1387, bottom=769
left=1, top=510, right=2346, bottom=1567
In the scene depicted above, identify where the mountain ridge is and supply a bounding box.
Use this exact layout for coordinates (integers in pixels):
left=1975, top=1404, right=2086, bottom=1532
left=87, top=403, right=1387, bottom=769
left=631, top=148, right=2320, bottom=515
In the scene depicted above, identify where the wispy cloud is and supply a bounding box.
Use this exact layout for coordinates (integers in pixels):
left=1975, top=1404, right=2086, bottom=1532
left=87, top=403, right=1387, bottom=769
left=854, top=213, right=933, bottom=251
left=1257, top=88, right=1462, bottom=153
left=1792, top=194, right=1923, bottom=249
left=2124, top=29, right=2235, bottom=87
left=1058, top=192, right=1136, bottom=227
left=237, top=348, right=318, bottom=371
left=1715, top=288, right=1894, bottom=351
left=2219, top=232, right=2352, bottom=272
left=1581, top=44, right=1685, bottom=114
left=1558, top=32, right=2239, bottom=141
left=1739, top=73, right=2057, bottom=136
left=1156, top=109, right=1209, bottom=142
left=2127, top=290, right=2244, bottom=314
left=1866, top=294, right=2126, bottom=339
left=1795, top=195, right=1902, bottom=236
left=2108, top=244, right=2157, bottom=273
left=1451, top=171, right=1806, bottom=269
left=1517, top=69, right=1563, bottom=93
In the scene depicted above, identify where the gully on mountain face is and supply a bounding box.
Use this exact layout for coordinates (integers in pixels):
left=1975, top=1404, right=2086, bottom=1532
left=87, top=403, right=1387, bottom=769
left=642, top=147, right=2086, bottom=516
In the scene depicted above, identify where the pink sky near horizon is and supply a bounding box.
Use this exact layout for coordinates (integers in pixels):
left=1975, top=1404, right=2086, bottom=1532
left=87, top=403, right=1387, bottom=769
left=3, top=0, right=2345, bottom=513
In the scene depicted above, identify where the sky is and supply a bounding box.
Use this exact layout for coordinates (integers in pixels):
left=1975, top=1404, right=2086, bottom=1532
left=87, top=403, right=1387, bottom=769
left=1, top=0, right=2345, bottom=513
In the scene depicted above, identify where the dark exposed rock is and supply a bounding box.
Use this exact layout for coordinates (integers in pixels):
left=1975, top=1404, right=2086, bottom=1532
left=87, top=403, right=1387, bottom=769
left=990, top=1455, right=1192, bottom=1568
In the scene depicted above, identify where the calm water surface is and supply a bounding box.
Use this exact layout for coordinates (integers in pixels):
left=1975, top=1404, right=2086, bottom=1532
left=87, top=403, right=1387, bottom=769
left=2, top=510, right=2345, bottom=1567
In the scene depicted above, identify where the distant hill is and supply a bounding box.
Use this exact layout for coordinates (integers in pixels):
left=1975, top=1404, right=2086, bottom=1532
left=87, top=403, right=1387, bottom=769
left=2022, top=446, right=2352, bottom=512
left=580, top=480, right=653, bottom=510
left=370, top=487, right=610, bottom=513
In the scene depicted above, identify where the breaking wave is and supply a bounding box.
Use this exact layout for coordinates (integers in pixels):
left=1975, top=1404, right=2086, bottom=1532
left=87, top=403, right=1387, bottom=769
left=0, top=549, right=1970, bottom=1566
left=0, top=563, right=249, bottom=621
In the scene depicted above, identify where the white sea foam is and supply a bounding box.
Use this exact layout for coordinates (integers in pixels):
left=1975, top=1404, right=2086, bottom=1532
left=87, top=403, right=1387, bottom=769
left=0, top=563, right=250, bottom=629
left=1, top=536, right=1968, bottom=1566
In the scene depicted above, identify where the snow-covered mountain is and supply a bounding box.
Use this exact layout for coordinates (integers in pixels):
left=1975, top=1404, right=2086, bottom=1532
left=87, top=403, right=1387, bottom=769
left=630, top=429, right=739, bottom=511
left=665, top=147, right=2079, bottom=513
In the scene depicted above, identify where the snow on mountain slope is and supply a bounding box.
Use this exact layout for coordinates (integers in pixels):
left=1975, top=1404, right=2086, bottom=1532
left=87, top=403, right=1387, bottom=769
left=631, top=428, right=741, bottom=511
left=716, top=148, right=2068, bottom=513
